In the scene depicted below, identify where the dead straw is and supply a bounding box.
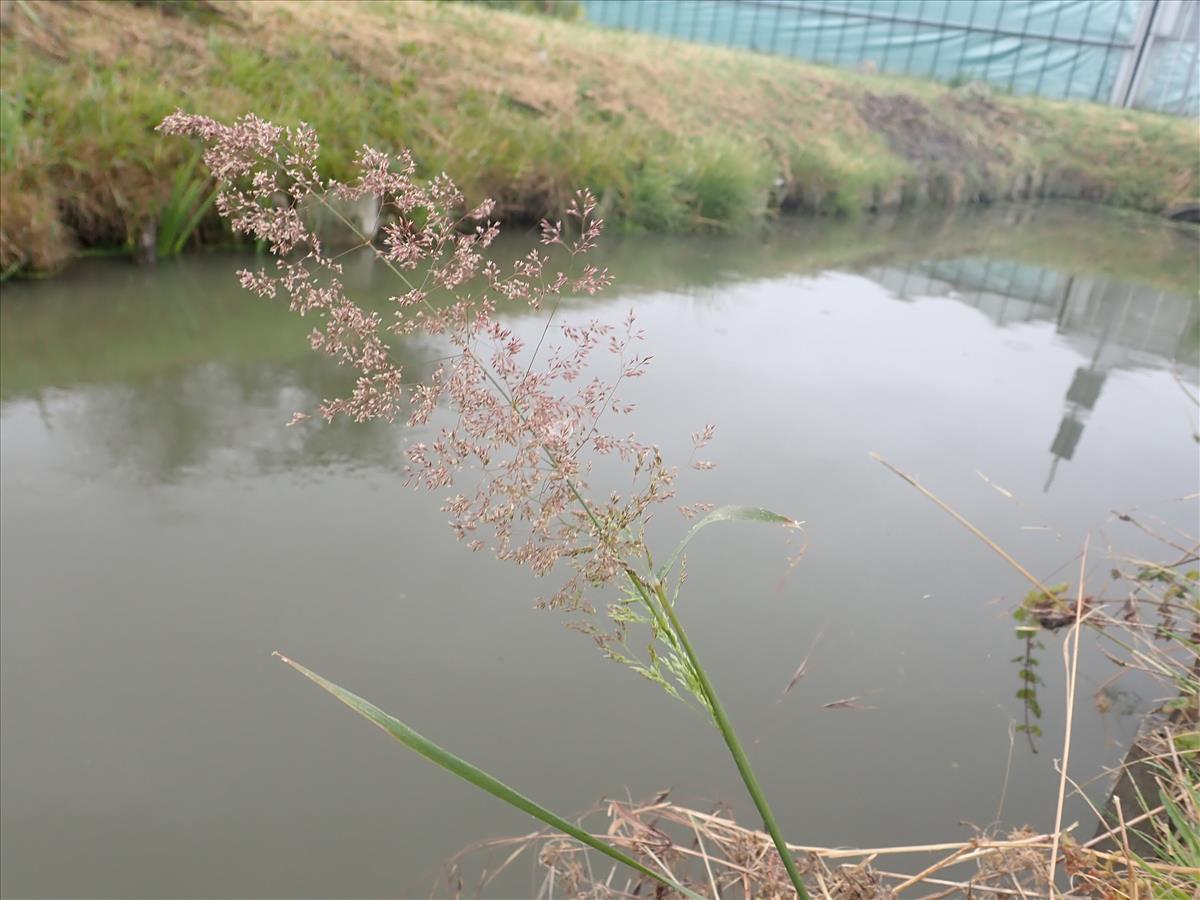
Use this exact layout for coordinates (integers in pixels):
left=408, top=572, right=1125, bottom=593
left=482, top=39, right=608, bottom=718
left=870, top=454, right=1058, bottom=598
left=1047, top=536, right=1089, bottom=893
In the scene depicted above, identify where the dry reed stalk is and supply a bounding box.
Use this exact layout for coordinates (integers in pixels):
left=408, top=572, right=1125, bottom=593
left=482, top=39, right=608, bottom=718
left=870, top=454, right=1057, bottom=598
left=874, top=871, right=1058, bottom=898
left=686, top=810, right=723, bottom=900
left=890, top=845, right=974, bottom=893
left=1047, top=538, right=1089, bottom=894
left=1114, top=796, right=1138, bottom=899
left=450, top=771, right=1197, bottom=897
left=451, top=797, right=1082, bottom=898
left=1110, top=510, right=1198, bottom=557
left=1082, top=798, right=1170, bottom=850
left=652, top=803, right=1059, bottom=858
left=811, top=865, right=834, bottom=900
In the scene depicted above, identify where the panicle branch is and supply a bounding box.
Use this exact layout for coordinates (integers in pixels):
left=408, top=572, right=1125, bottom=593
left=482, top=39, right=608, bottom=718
left=159, top=111, right=698, bottom=617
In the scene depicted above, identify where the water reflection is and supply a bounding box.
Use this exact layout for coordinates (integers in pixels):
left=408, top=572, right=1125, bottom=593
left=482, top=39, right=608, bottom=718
left=1, top=204, right=1197, bottom=898
left=866, top=257, right=1198, bottom=491
left=871, top=257, right=1197, bottom=367
left=4, top=242, right=1194, bottom=488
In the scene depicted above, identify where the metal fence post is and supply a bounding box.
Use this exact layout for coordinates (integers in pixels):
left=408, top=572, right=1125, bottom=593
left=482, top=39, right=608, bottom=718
left=1179, top=21, right=1200, bottom=115
left=857, top=0, right=873, bottom=63
left=834, top=0, right=850, bottom=66
left=904, top=0, right=928, bottom=75
left=955, top=0, right=979, bottom=80
left=1031, top=0, right=1065, bottom=97
left=1062, top=0, right=1097, bottom=99
left=979, top=0, right=1006, bottom=88
left=1111, top=0, right=1160, bottom=106
left=1007, top=0, right=1039, bottom=93
left=881, top=0, right=902, bottom=72
left=928, top=0, right=953, bottom=78
left=791, top=0, right=805, bottom=58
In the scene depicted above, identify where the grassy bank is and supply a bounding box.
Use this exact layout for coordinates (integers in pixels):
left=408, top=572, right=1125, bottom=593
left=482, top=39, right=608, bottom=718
left=1, top=0, right=1197, bottom=276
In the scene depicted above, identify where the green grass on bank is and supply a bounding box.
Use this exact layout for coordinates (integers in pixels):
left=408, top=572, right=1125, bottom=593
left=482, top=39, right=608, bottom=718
left=0, top=0, right=1197, bottom=276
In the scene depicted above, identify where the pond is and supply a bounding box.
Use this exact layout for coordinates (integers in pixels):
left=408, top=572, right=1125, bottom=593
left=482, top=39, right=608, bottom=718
left=1, top=203, right=1197, bottom=898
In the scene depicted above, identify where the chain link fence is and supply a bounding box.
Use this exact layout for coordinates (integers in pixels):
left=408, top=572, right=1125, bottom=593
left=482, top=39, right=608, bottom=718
left=582, top=0, right=1200, bottom=116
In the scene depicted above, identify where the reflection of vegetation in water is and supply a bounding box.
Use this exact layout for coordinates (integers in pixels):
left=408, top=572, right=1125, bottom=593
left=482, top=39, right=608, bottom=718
left=50, top=362, right=417, bottom=484
left=4, top=203, right=1195, bottom=401
left=593, top=202, right=1199, bottom=297
left=2, top=204, right=1195, bottom=488
left=971, top=203, right=1200, bottom=296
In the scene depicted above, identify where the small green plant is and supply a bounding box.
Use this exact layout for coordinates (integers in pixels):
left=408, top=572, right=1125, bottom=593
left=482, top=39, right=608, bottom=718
left=1011, top=622, right=1045, bottom=752
left=153, top=151, right=217, bottom=258
left=683, top=139, right=769, bottom=231
left=1014, top=581, right=1073, bottom=627
left=623, top=160, right=690, bottom=232
left=1010, top=584, right=1077, bottom=752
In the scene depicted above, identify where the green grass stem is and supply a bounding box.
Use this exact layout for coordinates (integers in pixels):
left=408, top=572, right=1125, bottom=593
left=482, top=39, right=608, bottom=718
left=642, top=576, right=812, bottom=900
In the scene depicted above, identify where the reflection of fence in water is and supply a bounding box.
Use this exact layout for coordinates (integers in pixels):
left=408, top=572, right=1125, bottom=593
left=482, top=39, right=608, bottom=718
left=584, top=0, right=1200, bottom=116
left=863, top=256, right=1198, bottom=490
left=865, top=256, right=1197, bottom=369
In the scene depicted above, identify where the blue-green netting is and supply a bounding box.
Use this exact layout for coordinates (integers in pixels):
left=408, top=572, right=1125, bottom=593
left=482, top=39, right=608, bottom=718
left=582, top=1, right=1197, bottom=115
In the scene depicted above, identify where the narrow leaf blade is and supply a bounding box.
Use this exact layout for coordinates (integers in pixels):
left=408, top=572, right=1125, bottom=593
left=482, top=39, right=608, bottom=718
left=659, top=505, right=800, bottom=581
left=273, top=653, right=704, bottom=900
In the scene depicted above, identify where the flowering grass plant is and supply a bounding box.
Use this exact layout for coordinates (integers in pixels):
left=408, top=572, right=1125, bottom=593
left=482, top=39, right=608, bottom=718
left=160, top=110, right=811, bottom=899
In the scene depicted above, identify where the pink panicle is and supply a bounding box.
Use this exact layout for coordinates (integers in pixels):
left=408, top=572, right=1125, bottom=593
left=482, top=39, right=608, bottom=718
left=163, top=112, right=713, bottom=614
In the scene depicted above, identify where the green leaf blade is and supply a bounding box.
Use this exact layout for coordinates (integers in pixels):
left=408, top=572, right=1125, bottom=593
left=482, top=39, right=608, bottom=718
left=658, top=505, right=800, bottom=582
left=273, top=653, right=705, bottom=900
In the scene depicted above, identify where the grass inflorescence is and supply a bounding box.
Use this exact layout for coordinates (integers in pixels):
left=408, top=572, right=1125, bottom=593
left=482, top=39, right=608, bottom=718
left=161, top=107, right=823, bottom=895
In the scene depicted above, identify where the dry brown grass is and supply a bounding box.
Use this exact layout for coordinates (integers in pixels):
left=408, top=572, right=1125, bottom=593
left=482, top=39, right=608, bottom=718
left=444, top=791, right=1194, bottom=898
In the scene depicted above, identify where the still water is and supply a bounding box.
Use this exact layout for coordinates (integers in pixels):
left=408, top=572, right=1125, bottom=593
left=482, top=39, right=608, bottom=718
left=2, top=204, right=1197, bottom=898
